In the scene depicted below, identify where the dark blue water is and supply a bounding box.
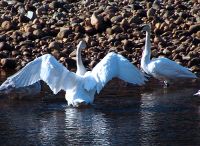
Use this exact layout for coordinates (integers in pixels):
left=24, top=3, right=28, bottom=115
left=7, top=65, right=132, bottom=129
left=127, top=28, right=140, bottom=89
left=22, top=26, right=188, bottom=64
left=0, top=77, right=200, bottom=146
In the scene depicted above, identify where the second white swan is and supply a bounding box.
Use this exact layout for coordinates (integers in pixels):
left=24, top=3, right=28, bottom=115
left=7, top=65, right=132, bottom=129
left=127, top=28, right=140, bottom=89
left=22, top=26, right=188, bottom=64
left=141, top=24, right=197, bottom=86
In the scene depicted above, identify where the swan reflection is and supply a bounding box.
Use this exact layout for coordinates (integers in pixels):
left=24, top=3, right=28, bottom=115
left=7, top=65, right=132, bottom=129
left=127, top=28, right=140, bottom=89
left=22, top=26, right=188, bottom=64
left=64, top=107, right=110, bottom=145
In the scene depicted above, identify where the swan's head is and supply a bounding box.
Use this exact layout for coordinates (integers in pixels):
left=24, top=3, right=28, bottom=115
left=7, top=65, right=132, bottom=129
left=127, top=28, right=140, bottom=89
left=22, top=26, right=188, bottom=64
left=77, top=40, right=87, bottom=50
left=142, top=24, right=151, bottom=32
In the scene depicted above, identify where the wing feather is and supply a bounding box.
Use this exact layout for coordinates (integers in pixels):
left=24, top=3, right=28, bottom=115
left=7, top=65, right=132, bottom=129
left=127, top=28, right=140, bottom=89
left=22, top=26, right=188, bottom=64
left=0, top=54, right=77, bottom=94
left=88, top=52, right=147, bottom=93
left=149, top=57, right=197, bottom=79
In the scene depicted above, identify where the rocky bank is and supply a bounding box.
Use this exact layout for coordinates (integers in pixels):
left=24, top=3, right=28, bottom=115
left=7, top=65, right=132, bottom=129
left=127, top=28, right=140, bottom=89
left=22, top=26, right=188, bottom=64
left=0, top=0, right=199, bottom=74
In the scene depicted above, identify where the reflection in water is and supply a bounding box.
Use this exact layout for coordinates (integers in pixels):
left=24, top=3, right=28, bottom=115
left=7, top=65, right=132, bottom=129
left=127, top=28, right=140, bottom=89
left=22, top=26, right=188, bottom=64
left=38, top=113, right=58, bottom=146
left=0, top=78, right=200, bottom=145
left=139, top=84, right=200, bottom=145
left=64, top=108, right=110, bottom=145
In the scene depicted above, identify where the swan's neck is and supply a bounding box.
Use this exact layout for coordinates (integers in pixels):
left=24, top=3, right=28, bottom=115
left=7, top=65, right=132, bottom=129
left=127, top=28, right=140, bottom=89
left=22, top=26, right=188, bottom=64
left=141, top=31, right=151, bottom=68
left=76, top=47, right=86, bottom=76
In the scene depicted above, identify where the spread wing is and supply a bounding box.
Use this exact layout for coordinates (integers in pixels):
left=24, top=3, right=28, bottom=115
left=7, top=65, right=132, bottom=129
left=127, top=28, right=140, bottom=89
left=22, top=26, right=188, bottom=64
left=0, top=54, right=77, bottom=94
left=85, top=52, right=147, bottom=93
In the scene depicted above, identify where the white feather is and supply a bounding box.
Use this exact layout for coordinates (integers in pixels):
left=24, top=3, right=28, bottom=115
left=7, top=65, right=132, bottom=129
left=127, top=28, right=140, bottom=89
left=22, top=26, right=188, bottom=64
left=141, top=24, right=197, bottom=85
left=0, top=41, right=147, bottom=107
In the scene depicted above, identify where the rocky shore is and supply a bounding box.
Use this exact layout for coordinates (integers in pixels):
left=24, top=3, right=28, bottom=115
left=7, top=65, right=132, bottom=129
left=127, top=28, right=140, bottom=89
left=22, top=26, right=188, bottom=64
left=0, top=0, right=199, bottom=74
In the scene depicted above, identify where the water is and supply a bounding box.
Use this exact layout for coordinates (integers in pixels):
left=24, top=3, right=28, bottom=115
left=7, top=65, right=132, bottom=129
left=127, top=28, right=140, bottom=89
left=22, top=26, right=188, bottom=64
left=0, top=76, right=200, bottom=146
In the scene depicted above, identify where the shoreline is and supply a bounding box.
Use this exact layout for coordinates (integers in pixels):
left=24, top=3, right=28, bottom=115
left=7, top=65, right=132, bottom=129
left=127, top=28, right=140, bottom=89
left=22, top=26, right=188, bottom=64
left=0, top=0, right=199, bottom=74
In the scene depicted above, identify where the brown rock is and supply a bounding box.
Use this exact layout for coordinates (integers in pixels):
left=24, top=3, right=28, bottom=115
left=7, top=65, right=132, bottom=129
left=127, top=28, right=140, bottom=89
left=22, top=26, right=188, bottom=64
left=0, top=42, right=13, bottom=51
left=111, top=15, right=123, bottom=23
left=111, top=25, right=123, bottom=33
left=57, top=29, right=72, bottom=39
left=188, top=23, right=200, bottom=34
left=1, top=21, right=13, bottom=30
left=49, top=41, right=61, bottom=50
left=85, top=26, right=95, bottom=35
left=1, top=58, right=17, bottom=69
left=120, top=19, right=129, bottom=29
left=128, top=16, right=143, bottom=24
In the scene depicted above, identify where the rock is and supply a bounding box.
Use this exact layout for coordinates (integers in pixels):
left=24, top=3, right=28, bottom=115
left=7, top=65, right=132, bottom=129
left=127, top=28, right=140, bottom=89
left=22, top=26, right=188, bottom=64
left=36, top=6, right=48, bottom=16
left=120, top=19, right=129, bottom=29
left=74, top=25, right=85, bottom=33
left=51, top=50, right=60, bottom=59
left=111, top=25, right=123, bottom=33
left=57, top=28, right=72, bottom=39
left=19, top=40, right=34, bottom=47
left=33, top=29, right=44, bottom=38
left=49, top=1, right=62, bottom=9
left=162, top=48, right=171, bottom=55
left=85, top=26, right=95, bottom=35
left=147, top=8, right=156, bottom=19
left=128, top=16, right=143, bottom=24
left=190, top=65, right=200, bottom=72
left=19, top=14, right=30, bottom=23
left=1, top=58, right=17, bottom=69
left=188, top=57, right=200, bottom=67
left=0, top=42, right=13, bottom=51
left=90, top=12, right=105, bottom=31
left=122, top=39, right=133, bottom=52
left=25, top=11, right=36, bottom=20
left=111, top=15, right=123, bottom=23
left=188, top=24, right=200, bottom=34
left=106, top=28, right=113, bottom=35
left=48, top=41, right=61, bottom=50
left=1, top=21, right=13, bottom=30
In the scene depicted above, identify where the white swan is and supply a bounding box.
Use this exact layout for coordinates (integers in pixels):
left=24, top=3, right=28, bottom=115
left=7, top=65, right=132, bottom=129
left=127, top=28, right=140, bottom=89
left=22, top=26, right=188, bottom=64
left=0, top=41, right=147, bottom=107
left=141, top=24, right=197, bottom=86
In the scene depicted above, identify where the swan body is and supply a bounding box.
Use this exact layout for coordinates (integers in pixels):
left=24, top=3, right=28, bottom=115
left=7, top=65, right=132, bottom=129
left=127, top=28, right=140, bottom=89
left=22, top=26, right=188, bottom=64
left=141, top=24, right=197, bottom=86
left=0, top=41, right=147, bottom=107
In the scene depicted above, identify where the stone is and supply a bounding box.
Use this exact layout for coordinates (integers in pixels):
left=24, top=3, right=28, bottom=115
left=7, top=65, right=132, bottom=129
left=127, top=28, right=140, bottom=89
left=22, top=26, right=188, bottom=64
left=48, top=41, right=61, bottom=50
left=57, top=29, right=72, bottom=39
left=1, top=58, right=17, bottom=69
left=0, top=42, right=13, bottom=51
left=188, top=24, right=200, bottom=34
left=1, top=21, right=13, bottom=30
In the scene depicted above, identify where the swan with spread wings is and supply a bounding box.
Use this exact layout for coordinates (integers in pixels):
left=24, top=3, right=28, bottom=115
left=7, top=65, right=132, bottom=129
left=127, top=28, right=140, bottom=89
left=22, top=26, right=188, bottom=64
left=0, top=41, right=147, bottom=107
